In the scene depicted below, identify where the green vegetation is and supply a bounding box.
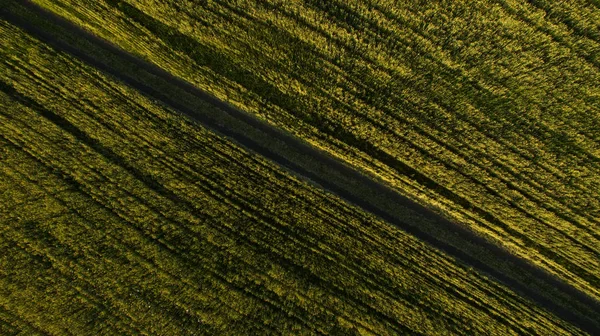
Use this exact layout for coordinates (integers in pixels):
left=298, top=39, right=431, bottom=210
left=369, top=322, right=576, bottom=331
left=28, top=0, right=600, bottom=301
left=1, top=20, right=588, bottom=335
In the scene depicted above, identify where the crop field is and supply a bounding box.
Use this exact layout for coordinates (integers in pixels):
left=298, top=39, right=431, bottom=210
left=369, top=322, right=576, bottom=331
left=24, top=0, right=600, bottom=305
left=2, top=18, right=592, bottom=335
left=1, top=0, right=599, bottom=335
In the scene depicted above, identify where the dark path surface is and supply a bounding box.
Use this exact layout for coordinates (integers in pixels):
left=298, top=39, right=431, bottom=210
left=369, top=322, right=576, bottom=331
left=2, top=1, right=600, bottom=333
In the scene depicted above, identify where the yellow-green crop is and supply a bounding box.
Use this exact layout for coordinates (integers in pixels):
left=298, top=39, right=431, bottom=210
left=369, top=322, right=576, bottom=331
left=28, top=0, right=599, bottom=302
left=0, top=19, right=588, bottom=335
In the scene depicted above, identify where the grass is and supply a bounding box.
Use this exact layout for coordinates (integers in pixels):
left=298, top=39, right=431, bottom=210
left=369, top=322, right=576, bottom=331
left=0, top=19, right=588, bottom=335
left=26, top=0, right=600, bottom=303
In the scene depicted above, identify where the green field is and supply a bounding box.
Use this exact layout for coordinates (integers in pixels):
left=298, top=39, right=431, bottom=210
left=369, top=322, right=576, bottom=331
left=27, top=0, right=600, bottom=302
left=2, top=19, right=589, bottom=335
left=1, top=0, right=599, bottom=334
